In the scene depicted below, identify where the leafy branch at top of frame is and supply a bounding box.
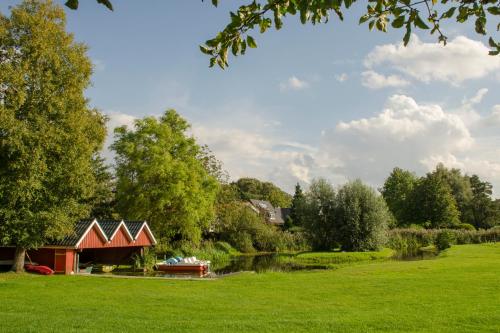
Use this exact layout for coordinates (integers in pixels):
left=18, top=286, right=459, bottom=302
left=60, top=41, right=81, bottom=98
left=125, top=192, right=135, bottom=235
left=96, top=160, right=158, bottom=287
left=201, top=0, right=500, bottom=69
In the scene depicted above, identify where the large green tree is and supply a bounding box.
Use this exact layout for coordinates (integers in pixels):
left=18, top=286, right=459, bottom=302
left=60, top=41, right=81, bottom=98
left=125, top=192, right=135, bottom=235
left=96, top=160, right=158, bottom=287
left=468, top=174, right=500, bottom=228
left=303, top=178, right=337, bottom=250
left=112, top=110, right=219, bottom=247
left=430, top=163, right=473, bottom=223
left=87, top=155, right=117, bottom=220
left=0, top=0, right=106, bottom=272
left=408, top=172, right=461, bottom=228
left=288, top=183, right=307, bottom=228
left=381, top=167, right=418, bottom=226
left=335, top=180, right=390, bottom=251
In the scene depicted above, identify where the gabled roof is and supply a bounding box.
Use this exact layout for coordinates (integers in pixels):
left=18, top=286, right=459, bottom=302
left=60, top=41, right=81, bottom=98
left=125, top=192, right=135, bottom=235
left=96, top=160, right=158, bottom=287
left=51, top=219, right=95, bottom=247
left=124, top=220, right=146, bottom=238
left=248, top=199, right=289, bottom=225
left=49, top=219, right=156, bottom=248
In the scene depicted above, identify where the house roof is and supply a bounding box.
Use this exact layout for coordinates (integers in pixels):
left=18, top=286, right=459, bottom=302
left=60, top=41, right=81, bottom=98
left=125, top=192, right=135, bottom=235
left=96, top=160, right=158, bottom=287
left=50, top=219, right=156, bottom=247
left=248, top=199, right=289, bottom=225
left=51, top=220, right=94, bottom=247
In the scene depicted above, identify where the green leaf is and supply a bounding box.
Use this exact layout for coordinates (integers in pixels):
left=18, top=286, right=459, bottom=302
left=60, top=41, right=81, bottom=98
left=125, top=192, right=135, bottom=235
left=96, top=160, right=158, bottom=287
left=489, top=37, right=497, bottom=47
left=487, top=6, right=500, bottom=15
left=441, top=7, right=456, bottom=19
left=489, top=50, right=500, bottom=56
left=65, top=0, right=79, bottom=10
left=359, top=14, right=371, bottom=24
left=246, top=35, right=257, bottom=48
left=403, top=24, right=412, bottom=46
left=369, top=20, right=376, bottom=31
left=414, top=15, right=430, bottom=29
left=97, top=0, right=113, bottom=11
left=344, top=0, right=353, bottom=9
left=199, top=45, right=211, bottom=55
left=392, top=16, right=405, bottom=28
left=211, top=0, right=219, bottom=7
left=475, top=17, right=487, bottom=35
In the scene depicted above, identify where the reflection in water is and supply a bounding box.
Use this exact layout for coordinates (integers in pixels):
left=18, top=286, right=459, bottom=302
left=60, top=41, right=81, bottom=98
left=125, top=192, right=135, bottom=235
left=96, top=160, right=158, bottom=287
left=213, top=253, right=321, bottom=274
left=91, top=250, right=438, bottom=279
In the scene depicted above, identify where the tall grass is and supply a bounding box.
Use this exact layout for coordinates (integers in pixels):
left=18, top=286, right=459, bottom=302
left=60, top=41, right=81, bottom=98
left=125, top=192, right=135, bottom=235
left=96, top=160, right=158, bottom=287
left=388, top=228, right=500, bottom=256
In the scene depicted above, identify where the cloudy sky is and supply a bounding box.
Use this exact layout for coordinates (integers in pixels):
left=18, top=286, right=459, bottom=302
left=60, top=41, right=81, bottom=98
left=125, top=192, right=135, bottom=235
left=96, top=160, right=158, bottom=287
left=2, top=1, right=500, bottom=195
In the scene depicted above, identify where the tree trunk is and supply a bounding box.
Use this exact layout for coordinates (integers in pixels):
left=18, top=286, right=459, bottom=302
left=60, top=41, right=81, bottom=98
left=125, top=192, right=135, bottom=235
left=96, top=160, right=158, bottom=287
left=11, top=247, right=26, bottom=273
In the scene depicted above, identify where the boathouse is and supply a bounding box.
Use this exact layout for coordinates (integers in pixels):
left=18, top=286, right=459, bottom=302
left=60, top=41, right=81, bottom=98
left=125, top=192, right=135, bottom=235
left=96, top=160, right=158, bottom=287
left=0, top=219, right=157, bottom=274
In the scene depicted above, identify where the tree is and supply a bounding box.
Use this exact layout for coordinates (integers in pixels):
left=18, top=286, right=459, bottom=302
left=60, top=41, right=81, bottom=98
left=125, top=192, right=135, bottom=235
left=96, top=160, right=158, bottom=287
left=468, top=175, right=500, bottom=229
left=335, top=180, right=389, bottom=251
left=430, top=164, right=473, bottom=224
left=112, top=110, right=219, bottom=247
left=87, top=155, right=118, bottom=220
left=409, top=173, right=460, bottom=228
left=303, top=178, right=337, bottom=250
left=288, top=183, right=306, bottom=228
left=233, top=177, right=292, bottom=207
left=0, top=0, right=106, bottom=272
left=381, top=167, right=418, bottom=226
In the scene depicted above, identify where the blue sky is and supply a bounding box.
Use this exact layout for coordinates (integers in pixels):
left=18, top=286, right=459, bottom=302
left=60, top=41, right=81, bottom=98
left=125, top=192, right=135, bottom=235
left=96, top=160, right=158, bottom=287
left=2, top=1, right=500, bottom=194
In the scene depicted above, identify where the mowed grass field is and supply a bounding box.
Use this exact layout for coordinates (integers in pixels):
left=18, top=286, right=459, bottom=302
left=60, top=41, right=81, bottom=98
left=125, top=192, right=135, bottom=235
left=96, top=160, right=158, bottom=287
left=0, top=244, right=499, bottom=333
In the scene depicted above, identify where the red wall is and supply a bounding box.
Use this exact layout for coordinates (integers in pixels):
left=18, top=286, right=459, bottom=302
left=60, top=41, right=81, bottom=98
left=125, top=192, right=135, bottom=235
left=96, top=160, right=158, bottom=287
left=135, top=229, right=155, bottom=246
left=106, top=226, right=132, bottom=247
left=77, top=224, right=154, bottom=249
left=78, top=225, right=107, bottom=249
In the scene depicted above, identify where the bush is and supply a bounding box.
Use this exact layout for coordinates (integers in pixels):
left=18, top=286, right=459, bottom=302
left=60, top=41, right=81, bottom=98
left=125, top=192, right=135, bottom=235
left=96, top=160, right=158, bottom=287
left=388, top=228, right=500, bottom=251
left=334, top=180, right=391, bottom=251
left=216, top=202, right=307, bottom=253
left=435, top=230, right=456, bottom=250
left=455, top=223, right=476, bottom=230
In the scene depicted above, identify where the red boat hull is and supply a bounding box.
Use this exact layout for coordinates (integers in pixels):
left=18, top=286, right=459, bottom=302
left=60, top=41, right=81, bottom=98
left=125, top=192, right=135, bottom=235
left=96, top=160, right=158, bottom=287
left=157, top=264, right=208, bottom=272
left=25, top=264, right=54, bottom=275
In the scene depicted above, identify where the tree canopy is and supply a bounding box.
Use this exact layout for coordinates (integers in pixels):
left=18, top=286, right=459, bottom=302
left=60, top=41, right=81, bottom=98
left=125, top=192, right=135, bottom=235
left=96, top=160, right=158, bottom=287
left=112, top=110, right=219, bottom=247
left=232, top=177, right=292, bottom=207
left=0, top=0, right=106, bottom=271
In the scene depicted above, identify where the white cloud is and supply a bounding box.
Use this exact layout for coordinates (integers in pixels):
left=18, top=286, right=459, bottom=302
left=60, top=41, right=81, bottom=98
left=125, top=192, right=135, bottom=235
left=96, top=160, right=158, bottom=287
left=364, top=35, right=500, bottom=85
left=99, top=95, right=500, bottom=197
left=279, top=76, right=309, bottom=91
left=318, top=94, right=500, bottom=195
left=101, top=111, right=138, bottom=162
left=361, top=70, right=410, bottom=89
left=335, top=73, right=348, bottom=82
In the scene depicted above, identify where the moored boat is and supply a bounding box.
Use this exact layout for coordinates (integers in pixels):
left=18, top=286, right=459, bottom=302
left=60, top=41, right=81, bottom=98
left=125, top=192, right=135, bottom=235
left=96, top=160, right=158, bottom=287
left=156, top=256, right=210, bottom=272
left=24, top=264, right=54, bottom=275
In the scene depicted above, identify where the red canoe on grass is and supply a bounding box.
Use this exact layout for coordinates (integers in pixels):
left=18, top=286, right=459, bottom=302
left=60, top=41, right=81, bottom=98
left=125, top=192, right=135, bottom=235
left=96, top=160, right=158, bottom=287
left=25, top=264, right=54, bottom=275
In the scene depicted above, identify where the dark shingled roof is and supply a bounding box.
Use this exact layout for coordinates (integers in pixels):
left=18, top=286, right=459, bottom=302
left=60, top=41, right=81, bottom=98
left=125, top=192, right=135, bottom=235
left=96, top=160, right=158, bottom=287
left=248, top=199, right=290, bottom=225
left=51, top=220, right=94, bottom=247
left=99, top=220, right=122, bottom=239
left=124, top=221, right=145, bottom=239
left=48, top=219, right=150, bottom=247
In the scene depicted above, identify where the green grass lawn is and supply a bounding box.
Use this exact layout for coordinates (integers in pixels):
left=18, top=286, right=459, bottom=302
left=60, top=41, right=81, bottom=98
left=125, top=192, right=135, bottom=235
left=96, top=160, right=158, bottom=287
left=1, top=243, right=499, bottom=333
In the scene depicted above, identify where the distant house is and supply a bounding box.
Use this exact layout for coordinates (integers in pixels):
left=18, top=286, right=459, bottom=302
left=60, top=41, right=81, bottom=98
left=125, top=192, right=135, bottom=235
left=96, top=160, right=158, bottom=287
left=248, top=199, right=291, bottom=226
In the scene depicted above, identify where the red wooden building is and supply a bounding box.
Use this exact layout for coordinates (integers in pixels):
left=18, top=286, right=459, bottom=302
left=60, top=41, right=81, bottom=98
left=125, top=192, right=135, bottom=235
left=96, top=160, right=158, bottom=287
left=0, top=219, right=157, bottom=274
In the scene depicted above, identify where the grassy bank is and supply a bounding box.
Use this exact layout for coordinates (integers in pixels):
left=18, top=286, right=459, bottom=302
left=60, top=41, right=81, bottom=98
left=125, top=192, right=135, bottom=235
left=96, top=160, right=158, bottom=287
left=1, top=243, right=499, bottom=332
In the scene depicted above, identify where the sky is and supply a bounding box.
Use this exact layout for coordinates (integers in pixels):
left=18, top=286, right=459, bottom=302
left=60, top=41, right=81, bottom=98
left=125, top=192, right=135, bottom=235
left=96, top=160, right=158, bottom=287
left=2, top=1, right=500, bottom=195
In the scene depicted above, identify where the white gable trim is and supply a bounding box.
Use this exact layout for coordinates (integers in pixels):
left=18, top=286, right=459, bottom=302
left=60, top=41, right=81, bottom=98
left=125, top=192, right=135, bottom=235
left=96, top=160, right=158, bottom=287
left=108, top=220, right=134, bottom=242
left=136, top=222, right=157, bottom=245
left=75, top=219, right=108, bottom=248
